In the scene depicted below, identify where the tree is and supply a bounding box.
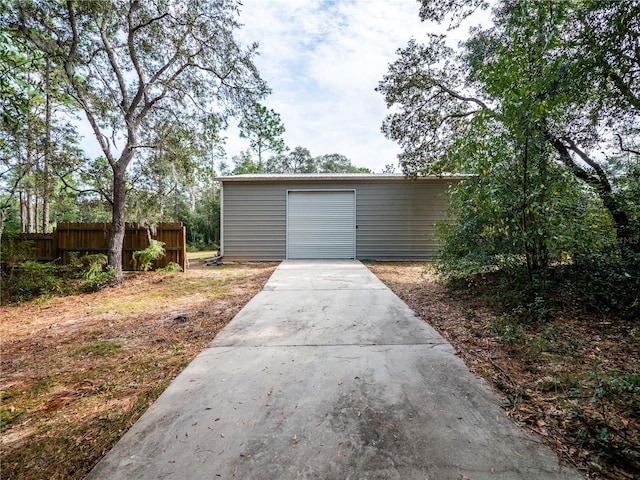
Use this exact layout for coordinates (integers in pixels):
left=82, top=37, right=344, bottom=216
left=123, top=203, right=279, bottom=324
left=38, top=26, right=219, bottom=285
left=287, top=147, right=316, bottom=173
left=1, top=25, right=37, bottom=236
left=230, top=150, right=262, bottom=175
left=378, top=0, right=639, bottom=271
left=0, top=22, right=83, bottom=237
left=8, top=0, right=268, bottom=283
left=238, top=103, right=286, bottom=170
left=129, top=117, right=205, bottom=223
left=316, top=154, right=371, bottom=173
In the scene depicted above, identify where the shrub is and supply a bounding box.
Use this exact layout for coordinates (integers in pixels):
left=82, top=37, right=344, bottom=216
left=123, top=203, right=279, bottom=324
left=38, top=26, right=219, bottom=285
left=9, top=261, right=61, bottom=302
left=157, top=262, right=182, bottom=273
left=1, top=251, right=115, bottom=302
left=131, top=240, right=166, bottom=271
left=79, top=265, right=115, bottom=293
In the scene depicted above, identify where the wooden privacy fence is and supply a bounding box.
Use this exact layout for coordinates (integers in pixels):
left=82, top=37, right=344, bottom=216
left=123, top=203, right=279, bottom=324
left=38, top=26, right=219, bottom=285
left=11, top=222, right=187, bottom=271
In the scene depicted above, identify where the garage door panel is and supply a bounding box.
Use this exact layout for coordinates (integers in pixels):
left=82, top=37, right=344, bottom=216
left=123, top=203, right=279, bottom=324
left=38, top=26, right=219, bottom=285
left=287, top=191, right=355, bottom=259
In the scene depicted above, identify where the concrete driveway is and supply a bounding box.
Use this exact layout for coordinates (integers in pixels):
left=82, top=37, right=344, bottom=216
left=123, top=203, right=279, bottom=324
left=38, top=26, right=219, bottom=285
left=86, top=260, right=582, bottom=480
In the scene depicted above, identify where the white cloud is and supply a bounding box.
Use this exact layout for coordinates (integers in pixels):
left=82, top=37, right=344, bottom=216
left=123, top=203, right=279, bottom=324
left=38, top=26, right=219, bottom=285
left=226, top=0, right=435, bottom=172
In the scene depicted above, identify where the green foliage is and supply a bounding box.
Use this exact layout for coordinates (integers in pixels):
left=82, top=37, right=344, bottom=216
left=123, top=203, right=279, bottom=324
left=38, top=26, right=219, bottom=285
left=4, top=0, right=268, bottom=283
left=1, top=234, right=35, bottom=270
left=156, top=262, right=182, bottom=273
left=487, top=315, right=524, bottom=345
left=183, top=193, right=220, bottom=251
left=315, top=154, right=372, bottom=173
left=131, top=240, right=166, bottom=272
left=228, top=147, right=371, bottom=175
left=231, top=150, right=262, bottom=175
left=1, top=244, right=115, bottom=302
left=569, top=362, right=640, bottom=467
left=438, top=148, right=616, bottom=280
left=79, top=265, right=115, bottom=293
left=9, top=261, right=60, bottom=302
left=238, top=103, right=286, bottom=167
left=0, top=404, right=26, bottom=431
left=380, top=0, right=640, bottom=317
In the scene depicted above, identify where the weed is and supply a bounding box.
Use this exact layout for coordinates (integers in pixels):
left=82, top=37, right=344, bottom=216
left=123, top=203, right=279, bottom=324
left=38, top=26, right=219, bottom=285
left=157, top=262, right=182, bottom=273
left=131, top=240, right=166, bottom=271
left=10, top=261, right=61, bottom=302
left=524, top=329, right=558, bottom=360
left=101, top=380, right=118, bottom=392
left=487, top=315, right=524, bottom=344
left=1, top=252, right=116, bottom=303
left=463, top=307, right=477, bottom=319
left=568, top=361, right=640, bottom=469
left=79, top=265, right=115, bottom=292
left=535, top=376, right=564, bottom=393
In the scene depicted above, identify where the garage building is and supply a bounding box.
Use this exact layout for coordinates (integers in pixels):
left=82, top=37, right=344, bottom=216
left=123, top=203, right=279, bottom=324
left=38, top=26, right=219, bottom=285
left=216, top=173, right=459, bottom=261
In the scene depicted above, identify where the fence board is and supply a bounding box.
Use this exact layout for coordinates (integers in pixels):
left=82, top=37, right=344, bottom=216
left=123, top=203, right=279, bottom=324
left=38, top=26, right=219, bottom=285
left=7, top=223, right=186, bottom=271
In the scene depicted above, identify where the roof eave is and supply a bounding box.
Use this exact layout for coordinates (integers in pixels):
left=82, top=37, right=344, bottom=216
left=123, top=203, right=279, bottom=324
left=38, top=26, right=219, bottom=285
left=214, top=173, right=469, bottom=182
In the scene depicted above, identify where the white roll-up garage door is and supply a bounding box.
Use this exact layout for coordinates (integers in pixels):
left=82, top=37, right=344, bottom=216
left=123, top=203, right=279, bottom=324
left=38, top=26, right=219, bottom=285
left=287, top=190, right=356, bottom=259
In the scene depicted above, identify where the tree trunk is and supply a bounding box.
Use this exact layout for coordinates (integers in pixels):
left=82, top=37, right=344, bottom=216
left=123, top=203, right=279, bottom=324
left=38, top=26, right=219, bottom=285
left=547, top=135, right=639, bottom=260
left=108, top=164, right=128, bottom=284
left=598, top=187, right=639, bottom=259
left=42, top=57, right=52, bottom=234
left=19, top=190, right=27, bottom=233
left=27, top=190, right=34, bottom=233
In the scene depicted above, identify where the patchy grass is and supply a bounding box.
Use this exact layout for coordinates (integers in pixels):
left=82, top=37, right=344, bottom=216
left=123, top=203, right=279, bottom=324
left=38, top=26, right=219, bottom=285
left=368, top=262, right=640, bottom=480
left=0, top=262, right=278, bottom=480
left=73, top=340, right=123, bottom=357
left=186, top=250, right=219, bottom=262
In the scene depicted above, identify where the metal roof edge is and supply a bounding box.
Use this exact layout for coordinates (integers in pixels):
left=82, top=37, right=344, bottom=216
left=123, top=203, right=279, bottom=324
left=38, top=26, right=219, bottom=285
left=214, top=173, right=470, bottom=182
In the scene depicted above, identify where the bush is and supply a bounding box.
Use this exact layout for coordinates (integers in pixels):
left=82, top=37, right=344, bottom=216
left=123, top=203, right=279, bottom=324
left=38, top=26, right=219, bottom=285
left=1, top=251, right=115, bottom=302
left=156, top=262, right=182, bottom=273
left=131, top=240, right=166, bottom=271
left=79, top=265, right=115, bottom=293
left=8, top=261, right=61, bottom=302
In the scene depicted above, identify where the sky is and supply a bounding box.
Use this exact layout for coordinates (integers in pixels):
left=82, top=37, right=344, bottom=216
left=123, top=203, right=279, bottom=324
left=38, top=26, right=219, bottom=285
left=77, top=0, right=491, bottom=174
left=226, top=0, right=448, bottom=173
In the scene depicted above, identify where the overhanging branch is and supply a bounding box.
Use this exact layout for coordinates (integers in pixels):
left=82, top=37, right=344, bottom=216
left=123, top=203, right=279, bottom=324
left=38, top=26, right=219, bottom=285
left=616, top=133, right=640, bottom=156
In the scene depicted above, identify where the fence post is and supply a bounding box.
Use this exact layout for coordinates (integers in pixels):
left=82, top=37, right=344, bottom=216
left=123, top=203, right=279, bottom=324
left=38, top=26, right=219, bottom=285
left=181, top=225, right=187, bottom=271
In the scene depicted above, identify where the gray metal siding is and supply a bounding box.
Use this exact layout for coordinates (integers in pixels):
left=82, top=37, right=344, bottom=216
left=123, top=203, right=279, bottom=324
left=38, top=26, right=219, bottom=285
left=221, top=179, right=452, bottom=261
left=221, top=183, right=286, bottom=260
left=356, top=181, right=450, bottom=260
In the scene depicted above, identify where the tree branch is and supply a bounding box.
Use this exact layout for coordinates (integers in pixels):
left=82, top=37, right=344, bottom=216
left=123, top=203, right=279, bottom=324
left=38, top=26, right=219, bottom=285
left=608, top=71, right=640, bottom=111
left=131, top=12, right=170, bottom=34
left=99, top=15, right=129, bottom=111
left=64, top=0, right=115, bottom=166
left=127, top=2, right=148, bottom=110
left=543, top=131, right=601, bottom=186
left=561, top=137, right=612, bottom=192
left=434, top=81, right=491, bottom=111
left=616, top=133, right=640, bottom=155
left=56, top=169, right=113, bottom=205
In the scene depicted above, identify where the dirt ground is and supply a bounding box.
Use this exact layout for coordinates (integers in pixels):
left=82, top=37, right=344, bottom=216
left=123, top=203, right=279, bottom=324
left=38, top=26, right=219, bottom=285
left=0, top=261, right=278, bottom=480
left=367, top=262, right=639, bottom=480
left=1, top=260, right=637, bottom=479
